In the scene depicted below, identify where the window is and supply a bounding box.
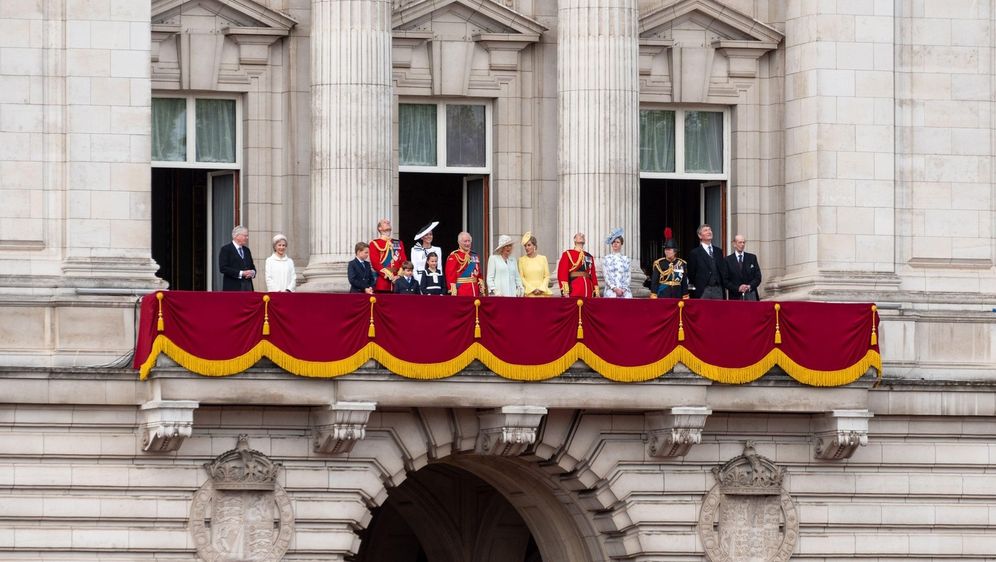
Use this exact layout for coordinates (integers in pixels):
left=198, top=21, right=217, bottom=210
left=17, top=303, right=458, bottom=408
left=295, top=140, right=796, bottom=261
left=399, top=101, right=491, bottom=173
left=640, top=108, right=728, bottom=178
left=152, top=96, right=240, bottom=168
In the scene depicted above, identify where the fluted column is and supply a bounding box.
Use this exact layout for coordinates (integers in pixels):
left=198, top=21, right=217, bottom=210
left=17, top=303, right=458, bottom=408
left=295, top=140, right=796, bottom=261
left=558, top=0, right=640, bottom=260
left=303, top=0, right=393, bottom=290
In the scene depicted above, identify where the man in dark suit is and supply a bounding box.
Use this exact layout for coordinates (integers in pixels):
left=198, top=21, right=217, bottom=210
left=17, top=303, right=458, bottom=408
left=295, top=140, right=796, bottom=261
left=347, top=242, right=377, bottom=294
left=218, top=225, right=256, bottom=291
left=686, top=224, right=728, bottom=299
left=725, top=234, right=762, bottom=301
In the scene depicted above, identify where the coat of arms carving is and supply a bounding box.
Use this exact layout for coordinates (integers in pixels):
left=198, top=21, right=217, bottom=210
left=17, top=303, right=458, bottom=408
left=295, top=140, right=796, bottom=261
left=697, top=442, right=799, bottom=562
left=190, top=435, right=294, bottom=562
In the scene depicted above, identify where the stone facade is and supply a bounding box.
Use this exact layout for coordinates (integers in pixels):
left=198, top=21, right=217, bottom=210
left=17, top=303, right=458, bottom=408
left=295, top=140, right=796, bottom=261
left=1, top=0, right=995, bottom=560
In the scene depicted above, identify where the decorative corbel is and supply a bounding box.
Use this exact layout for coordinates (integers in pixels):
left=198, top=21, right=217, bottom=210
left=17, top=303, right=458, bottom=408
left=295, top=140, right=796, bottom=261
left=139, top=400, right=199, bottom=453
left=473, top=33, right=540, bottom=72
left=646, top=406, right=712, bottom=458
left=476, top=405, right=547, bottom=456
left=150, top=24, right=180, bottom=63
left=313, top=402, right=377, bottom=455
left=224, top=27, right=291, bottom=66
left=638, top=39, right=672, bottom=76
left=712, top=40, right=779, bottom=79
left=813, top=409, right=873, bottom=460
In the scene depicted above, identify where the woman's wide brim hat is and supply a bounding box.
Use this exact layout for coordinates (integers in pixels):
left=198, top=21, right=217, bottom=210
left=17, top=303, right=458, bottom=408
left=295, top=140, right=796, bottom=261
left=605, top=227, right=624, bottom=245
left=494, top=234, right=515, bottom=253
left=272, top=234, right=287, bottom=246
left=414, top=221, right=439, bottom=241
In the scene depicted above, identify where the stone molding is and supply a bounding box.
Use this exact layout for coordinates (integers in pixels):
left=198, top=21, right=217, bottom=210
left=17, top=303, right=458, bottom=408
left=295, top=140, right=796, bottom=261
left=813, top=410, right=873, bottom=460
left=139, top=400, right=199, bottom=453
left=314, top=402, right=378, bottom=455
left=475, top=405, right=548, bottom=456
left=646, top=406, right=712, bottom=458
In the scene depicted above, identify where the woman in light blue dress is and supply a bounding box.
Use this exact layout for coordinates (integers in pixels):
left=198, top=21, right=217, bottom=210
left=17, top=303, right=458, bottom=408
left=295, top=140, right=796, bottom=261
left=602, top=227, right=632, bottom=298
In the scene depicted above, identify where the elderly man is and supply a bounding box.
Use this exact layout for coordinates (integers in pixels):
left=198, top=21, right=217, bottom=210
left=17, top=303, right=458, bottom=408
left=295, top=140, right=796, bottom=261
left=725, top=234, right=762, bottom=301
left=686, top=224, right=727, bottom=299
left=368, top=218, right=407, bottom=293
left=218, top=225, right=256, bottom=291
left=445, top=231, right=484, bottom=296
left=557, top=232, right=599, bottom=298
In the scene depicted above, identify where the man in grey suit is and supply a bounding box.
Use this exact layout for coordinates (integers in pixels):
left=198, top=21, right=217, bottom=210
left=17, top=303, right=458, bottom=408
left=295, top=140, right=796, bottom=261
left=725, top=234, right=762, bottom=301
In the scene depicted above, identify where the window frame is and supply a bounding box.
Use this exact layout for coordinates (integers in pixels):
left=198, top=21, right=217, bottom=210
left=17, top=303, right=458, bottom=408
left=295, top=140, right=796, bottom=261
left=398, top=99, right=492, bottom=175
left=151, top=93, right=243, bottom=170
left=639, top=106, right=730, bottom=181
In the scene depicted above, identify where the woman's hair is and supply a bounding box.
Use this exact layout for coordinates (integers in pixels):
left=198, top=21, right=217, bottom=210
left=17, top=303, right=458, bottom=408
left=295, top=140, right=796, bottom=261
left=612, top=236, right=625, bottom=245
left=524, top=235, right=537, bottom=247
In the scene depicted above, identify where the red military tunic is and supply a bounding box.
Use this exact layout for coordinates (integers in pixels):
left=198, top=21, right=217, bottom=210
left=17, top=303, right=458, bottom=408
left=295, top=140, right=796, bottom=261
left=557, top=249, right=599, bottom=298
left=445, top=249, right=483, bottom=296
left=369, top=237, right=407, bottom=293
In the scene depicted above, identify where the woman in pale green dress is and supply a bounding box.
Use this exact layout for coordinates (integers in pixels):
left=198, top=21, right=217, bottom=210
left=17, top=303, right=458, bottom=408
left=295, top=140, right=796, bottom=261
left=486, top=235, right=524, bottom=296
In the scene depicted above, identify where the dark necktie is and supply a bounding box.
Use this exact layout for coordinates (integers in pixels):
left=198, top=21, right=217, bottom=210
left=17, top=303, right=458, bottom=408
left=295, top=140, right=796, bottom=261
left=738, top=254, right=743, bottom=272
left=706, top=246, right=712, bottom=258
left=237, top=246, right=244, bottom=260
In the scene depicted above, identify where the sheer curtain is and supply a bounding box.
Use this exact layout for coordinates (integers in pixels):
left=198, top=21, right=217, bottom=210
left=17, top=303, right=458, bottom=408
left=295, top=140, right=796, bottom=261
left=639, top=110, right=675, bottom=172
left=152, top=98, right=186, bottom=161
left=684, top=111, right=723, bottom=173
left=399, top=104, right=437, bottom=166
left=196, top=99, right=236, bottom=163
left=446, top=104, right=486, bottom=167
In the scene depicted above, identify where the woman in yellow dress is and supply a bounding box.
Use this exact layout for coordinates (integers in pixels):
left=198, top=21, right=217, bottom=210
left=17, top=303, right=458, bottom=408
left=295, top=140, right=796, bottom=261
left=517, top=232, right=552, bottom=296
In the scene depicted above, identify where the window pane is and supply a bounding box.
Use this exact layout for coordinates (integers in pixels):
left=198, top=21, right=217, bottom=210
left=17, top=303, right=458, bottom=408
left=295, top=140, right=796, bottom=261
left=684, top=111, right=723, bottom=173
left=446, top=104, right=486, bottom=167
left=639, top=110, right=675, bottom=172
left=399, top=104, right=437, bottom=166
left=151, top=98, right=186, bottom=161
left=196, top=99, right=236, bottom=163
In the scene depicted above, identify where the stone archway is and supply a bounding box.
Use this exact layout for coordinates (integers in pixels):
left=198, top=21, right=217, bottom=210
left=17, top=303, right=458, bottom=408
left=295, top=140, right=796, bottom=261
left=354, top=457, right=603, bottom=562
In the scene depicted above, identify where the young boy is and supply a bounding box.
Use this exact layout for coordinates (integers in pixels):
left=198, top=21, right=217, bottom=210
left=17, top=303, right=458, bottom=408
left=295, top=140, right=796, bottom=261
left=393, top=261, right=421, bottom=294
left=347, top=242, right=377, bottom=294
left=418, top=252, right=445, bottom=295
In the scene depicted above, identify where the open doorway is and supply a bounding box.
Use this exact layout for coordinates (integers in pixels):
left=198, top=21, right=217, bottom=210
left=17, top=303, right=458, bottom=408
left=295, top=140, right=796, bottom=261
left=399, top=172, right=490, bottom=261
left=639, top=179, right=726, bottom=273
left=151, top=168, right=239, bottom=290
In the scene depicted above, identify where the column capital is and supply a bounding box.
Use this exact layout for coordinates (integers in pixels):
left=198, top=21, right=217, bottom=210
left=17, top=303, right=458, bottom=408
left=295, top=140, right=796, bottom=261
left=314, top=401, right=378, bottom=455
left=813, top=409, right=873, bottom=460
left=646, top=406, right=712, bottom=458
left=139, top=400, right=199, bottom=453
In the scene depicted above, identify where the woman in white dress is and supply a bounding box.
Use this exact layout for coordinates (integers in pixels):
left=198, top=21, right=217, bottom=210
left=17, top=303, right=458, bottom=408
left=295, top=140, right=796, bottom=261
left=602, top=227, right=632, bottom=298
left=410, top=221, right=443, bottom=284
left=265, top=234, right=296, bottom=292
left=486, top=235, right=524, bottom=297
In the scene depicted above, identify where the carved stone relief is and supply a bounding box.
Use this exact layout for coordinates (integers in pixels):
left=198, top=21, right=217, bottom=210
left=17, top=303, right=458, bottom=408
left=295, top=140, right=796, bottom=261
left=698, top=442, right=799, bottom=562
left=190, top=435, right=294, bottom=562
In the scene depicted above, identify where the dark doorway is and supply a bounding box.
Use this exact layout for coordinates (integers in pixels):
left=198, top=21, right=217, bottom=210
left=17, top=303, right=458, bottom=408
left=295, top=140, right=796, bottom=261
left=399, top=172, right=489, bottom=260
left=152, top=168, right=238, bottom=291
left=356, top=464, right=542, bottom=562
left=639, top=179, right=727, bottom=273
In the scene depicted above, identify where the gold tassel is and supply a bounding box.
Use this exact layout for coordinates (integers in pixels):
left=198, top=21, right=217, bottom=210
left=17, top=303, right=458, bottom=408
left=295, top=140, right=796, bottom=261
left=677, top=300, right=685, bottom=341
left=156, top=292, right=165, bottom=332
left=774, top=303, right=782, bottom=344
left=474, top=299, right=482, bottom=339
left=262, top=295, right=270, bottom=336
left=368, top=296, right=376, bottom=338
left=870, top=305, right=878, bottom=346
left=576, top=299, right=584, bottom=340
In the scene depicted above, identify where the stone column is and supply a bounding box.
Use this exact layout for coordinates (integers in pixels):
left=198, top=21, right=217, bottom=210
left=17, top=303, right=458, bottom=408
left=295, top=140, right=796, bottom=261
left=557, top=0, right=640, bottom=266
left=303, top=0, right=393, bottom=291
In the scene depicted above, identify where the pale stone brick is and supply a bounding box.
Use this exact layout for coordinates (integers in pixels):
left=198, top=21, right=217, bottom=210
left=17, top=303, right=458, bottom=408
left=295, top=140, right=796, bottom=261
left=66, top=20, right=91, bottom=49
left=0, top=47, right=43, bottom=75
left=67, top=48, right=110, bottom=77
left=68, top=162, right=110, bottom=190
left=837, top=151, right=875, bottom=179
left=909, top=533, right=963, bottom=555
left=67, top=0, right=110, bottom=20
left=90, top=133, right=131, bottom=162
left=0, top=76, right=31, bottom=103
left=128, top=529, right=190, bottom=550
left=68, top=105, right=109, bottom=134
left=854, top=70, right=893, bottom=97
left=89, top=21, right=131, bottom=50
left=855, top=533, right=910, bottom=554
left=90, top=77, right=131, bottom=106
left=109, top=50, right=147, bottom=78
left=15, top=529, right=72, bottom=548
left=828, top=503, right=882, bottom=524
left=73, top=529, right=128, bottom=549
left=818, top=69, right=855, bottom=96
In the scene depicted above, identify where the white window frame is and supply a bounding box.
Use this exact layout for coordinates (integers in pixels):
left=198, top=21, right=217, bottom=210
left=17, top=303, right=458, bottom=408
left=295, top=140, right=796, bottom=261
left=638, top=106, right=730, bottom=181
left=398, top=99, right=493, bottom=175
left=151, top=93, right=243, bottom=170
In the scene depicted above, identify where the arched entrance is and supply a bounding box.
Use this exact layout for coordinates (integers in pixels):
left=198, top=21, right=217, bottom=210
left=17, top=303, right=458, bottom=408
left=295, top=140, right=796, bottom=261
left=355, top=456, right=603, bottom=562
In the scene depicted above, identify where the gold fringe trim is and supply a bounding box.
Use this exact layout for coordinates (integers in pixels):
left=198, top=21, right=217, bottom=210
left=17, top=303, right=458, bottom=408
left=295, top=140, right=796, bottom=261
left=138, top=336, right=883, bottom=386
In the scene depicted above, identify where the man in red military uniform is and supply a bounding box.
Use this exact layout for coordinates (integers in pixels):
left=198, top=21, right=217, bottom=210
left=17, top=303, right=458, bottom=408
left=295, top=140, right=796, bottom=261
left=557, top=232, right=599, bottom=298
left=368, top=218, right=407, bottom=293
left=445, top=231, right=484, bottom=296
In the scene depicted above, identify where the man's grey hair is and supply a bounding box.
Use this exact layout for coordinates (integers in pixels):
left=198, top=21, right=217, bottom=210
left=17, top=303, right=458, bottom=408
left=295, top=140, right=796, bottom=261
left=231, top=225, right=248, bottom=238
left=696, top=224, right=712, bottom=236
left=458, top=231, right=472, bottom=242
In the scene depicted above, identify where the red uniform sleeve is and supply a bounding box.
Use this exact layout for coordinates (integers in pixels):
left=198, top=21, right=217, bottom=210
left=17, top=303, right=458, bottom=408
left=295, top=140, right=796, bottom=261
left=589, top=252, right=598, bottom=289
left=445, top=253, right=458, bottom=292
left=556, top=251, right=570, bottom=295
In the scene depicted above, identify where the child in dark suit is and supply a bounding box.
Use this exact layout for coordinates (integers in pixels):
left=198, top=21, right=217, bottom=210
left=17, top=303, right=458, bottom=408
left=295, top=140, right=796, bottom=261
left=393, top=261, right=421, bottom=294
left=347, top=242, right=377, bottom=294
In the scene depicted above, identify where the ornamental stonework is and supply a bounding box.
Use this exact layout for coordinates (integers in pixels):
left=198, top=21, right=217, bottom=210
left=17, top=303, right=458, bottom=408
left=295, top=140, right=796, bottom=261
left=697, top=442, right=799, bottom=562
left=190, top=435, right=294, bottom=562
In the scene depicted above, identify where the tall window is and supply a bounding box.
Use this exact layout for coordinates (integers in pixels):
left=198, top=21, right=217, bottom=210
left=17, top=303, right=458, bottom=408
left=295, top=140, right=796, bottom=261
left=152, top=96, right=240, bottom=168
left=399, top=101, right=491, bottom=173
left=639, top=108, right=727, bottom=178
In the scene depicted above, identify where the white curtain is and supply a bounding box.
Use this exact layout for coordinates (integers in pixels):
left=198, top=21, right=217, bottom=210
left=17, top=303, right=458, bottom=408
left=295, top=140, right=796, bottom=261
left=639, top=110, right=675, bottom=172
left=684, top=111, right=723, bottom=173
left=151, top=98, right=186, bottom=161
left=195, top=99, right=236, bottom=163
left=446, top=104, right=486, bottom=167
left=399, top=104, right=437, bottom=166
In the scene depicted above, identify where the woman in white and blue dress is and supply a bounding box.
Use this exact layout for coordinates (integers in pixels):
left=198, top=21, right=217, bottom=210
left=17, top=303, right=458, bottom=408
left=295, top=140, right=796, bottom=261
left=410, top=221, right=443, bottom=285
left=602, top=227, right=632, bottom=298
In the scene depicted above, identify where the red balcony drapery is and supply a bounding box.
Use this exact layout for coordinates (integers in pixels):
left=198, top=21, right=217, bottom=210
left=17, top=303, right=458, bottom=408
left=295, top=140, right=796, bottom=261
left=134, top=292, right=881, bottom=386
